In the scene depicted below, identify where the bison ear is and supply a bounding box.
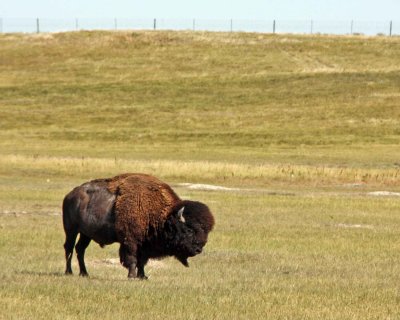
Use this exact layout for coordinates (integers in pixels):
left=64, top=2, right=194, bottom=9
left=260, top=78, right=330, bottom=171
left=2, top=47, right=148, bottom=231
left=177, top=207, right=185, bottom=223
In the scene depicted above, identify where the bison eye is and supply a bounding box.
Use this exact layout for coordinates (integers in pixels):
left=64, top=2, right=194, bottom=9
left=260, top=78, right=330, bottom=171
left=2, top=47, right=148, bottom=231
left=184, top=228, right=194, bottom=236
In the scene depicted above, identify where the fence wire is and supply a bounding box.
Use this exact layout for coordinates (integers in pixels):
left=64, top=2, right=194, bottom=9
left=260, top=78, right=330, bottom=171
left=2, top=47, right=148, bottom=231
left=0, top=18, right=398, bottom=36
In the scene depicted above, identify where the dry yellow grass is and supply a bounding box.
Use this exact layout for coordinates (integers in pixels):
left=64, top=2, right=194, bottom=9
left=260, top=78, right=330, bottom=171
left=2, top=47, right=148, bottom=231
left=2, top=154, right=399, bottom=188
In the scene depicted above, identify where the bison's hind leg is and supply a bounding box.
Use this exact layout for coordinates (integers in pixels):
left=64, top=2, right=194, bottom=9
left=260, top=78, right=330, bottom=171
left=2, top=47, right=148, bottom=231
left=75, top=234, right=91, bottom=277
left=64, top=229, right=78, bottom=275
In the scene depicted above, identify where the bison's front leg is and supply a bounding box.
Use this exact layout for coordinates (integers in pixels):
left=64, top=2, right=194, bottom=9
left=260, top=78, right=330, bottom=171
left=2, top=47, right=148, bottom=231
left=127, top=262, right=137, bottom=278
left=136, top=252, right=149, bottom=280
left=119, top=244, right=140, bottom=279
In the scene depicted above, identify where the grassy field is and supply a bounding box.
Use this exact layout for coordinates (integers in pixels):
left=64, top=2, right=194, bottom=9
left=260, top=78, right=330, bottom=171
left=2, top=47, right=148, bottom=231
left=1, top=30, right=400, bottom=319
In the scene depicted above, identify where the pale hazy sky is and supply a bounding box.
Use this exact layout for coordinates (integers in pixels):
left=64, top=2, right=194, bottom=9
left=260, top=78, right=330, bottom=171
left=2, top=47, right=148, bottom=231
left=1, top=0, right=399, bottom=20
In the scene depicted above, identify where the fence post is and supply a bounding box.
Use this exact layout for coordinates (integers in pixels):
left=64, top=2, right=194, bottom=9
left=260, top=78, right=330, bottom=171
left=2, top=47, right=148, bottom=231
left=230, top=19, right=233, bottom=32
left=311, top=20, right=313, bottom=34
left=153, top=18, right=156, bottom=30
left=114, top=18, right=117, bottom=30
left=350, top=20, right=353, bottom=35
left=389, top=20, right=392, bottom=36
left=36, top=18, right=40, bottom=33
left=193, top=19, right=195, bottom=31
left=0, top=18, right=2, bottom=33
left=75, top=18, right=79, bottom=30
left=273, top=20, right=276, bottom=33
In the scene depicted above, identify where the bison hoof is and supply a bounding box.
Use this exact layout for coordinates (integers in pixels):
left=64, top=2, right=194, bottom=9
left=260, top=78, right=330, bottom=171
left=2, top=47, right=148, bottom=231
left=127, top=275, right=149, bottom=280
left=79, top=272, right=89, bottom=277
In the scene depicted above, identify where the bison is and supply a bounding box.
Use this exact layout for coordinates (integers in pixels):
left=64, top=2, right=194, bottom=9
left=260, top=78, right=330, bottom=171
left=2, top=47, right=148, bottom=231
left=62, top=173, right=215, bottom=279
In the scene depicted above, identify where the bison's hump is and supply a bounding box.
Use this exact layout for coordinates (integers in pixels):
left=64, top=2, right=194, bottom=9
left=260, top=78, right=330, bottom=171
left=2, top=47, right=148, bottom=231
left=107, top=173, right=181, bottom=244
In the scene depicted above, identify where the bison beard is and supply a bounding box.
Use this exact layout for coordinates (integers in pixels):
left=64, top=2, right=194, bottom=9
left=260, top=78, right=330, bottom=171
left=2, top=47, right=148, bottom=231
left=62, top=173, right=214, bottom=279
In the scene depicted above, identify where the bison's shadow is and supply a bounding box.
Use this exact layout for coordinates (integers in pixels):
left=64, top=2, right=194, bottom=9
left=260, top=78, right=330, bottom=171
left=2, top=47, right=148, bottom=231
left=17, top=270, right=65, bottom=277
left=16, top=270, right=138, bottom=282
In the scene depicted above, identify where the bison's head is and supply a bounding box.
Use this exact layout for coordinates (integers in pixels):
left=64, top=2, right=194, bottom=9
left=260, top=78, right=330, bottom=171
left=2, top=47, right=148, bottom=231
left=163, top=200, right=215, bottom=267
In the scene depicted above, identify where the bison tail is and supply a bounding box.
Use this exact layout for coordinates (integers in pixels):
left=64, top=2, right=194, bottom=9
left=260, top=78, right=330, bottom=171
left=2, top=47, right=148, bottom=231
left=62, top=189, right=81, bottom=234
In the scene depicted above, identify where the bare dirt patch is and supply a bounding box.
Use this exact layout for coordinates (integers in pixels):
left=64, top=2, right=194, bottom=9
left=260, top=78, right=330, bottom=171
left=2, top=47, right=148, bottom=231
left=91, top=258, right=167, bottom=269
left=336, top=223, right=374, bottom=230
left=178, top=183, right=240, bottom=191
left=367, top=191, right=400, bottom=197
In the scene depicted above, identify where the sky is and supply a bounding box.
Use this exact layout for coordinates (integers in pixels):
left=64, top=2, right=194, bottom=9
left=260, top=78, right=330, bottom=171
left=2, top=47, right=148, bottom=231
left=1, top=0, right=399, bottom=21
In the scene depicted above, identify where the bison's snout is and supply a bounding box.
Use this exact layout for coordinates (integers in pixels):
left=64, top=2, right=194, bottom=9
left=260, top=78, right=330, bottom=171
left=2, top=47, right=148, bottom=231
left=185, top=245, right=202, bottom=257
left=195, top=247, right=202, bottom=254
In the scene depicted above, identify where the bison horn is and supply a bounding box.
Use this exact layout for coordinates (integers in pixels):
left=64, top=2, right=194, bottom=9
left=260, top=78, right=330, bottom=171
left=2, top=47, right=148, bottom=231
left=177, top=207, right=185, bottom=223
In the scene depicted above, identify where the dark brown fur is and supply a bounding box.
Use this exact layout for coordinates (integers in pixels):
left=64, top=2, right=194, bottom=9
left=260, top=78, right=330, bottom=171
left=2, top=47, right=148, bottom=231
left=62, top=173, right=215, bottom=279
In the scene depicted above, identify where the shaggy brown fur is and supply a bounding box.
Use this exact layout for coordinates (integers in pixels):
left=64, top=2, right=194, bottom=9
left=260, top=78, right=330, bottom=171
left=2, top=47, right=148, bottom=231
left=108, top=173, right=181, bottom=246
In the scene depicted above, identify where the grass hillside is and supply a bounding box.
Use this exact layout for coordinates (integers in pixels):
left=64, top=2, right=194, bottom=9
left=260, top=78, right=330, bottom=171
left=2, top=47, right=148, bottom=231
left=1, top=31, right=399, bottom=166
left=1, top=31, right=400, bottom=319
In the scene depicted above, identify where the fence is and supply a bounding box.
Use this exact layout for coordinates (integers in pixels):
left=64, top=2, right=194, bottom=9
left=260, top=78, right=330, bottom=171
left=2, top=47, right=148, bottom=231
left=0, top=18, right=398, bottom=36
